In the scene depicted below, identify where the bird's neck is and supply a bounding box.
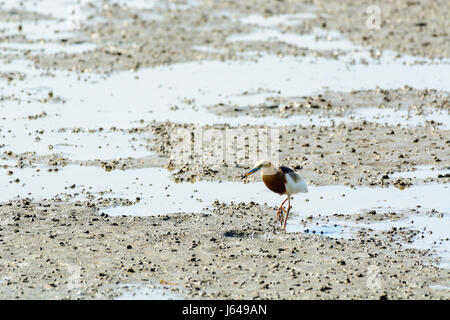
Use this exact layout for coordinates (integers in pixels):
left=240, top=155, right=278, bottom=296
left=261, top=165, right=277, bottom=176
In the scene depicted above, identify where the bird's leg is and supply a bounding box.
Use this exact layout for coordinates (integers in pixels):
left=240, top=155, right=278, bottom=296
left=276, top=198, right=288, bottom=222
left=282, top=196, right=291, bottom=231
left=276, top=197, right=289, bottom=223
left=278, top=197, right=290, bottom=225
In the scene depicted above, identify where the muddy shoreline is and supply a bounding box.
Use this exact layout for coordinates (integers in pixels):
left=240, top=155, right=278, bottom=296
left=0, top=0, right=449, bottom=299
left=2, top=0, right=449, bottom=74
left=1, top=200, right=449, bottom=299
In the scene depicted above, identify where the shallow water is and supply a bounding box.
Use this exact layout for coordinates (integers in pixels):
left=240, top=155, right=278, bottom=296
left=350, top=107, right=450, bottom=129
left=1, top=0, right=88, bottom=20
left=326, top=215, right=450, bottom=269
left=1, top=8, right=449, bottom=164
left=1, top=53, right=449, bottom=131
left=240, top=12, right=317, bottom=27
left=0, top=128, right=152, bottom=160
left=1, top=1, right=449, bottom=275
left=1, top=0, right=449, bottom=299
left=429, top=283, right=450, bottom=291
left=287, top=224, right=344, bottom=236
left=228, top=28, right=362, bottom=52
left=115, top=283, right=182, bottom=300
left=288, top=214, right=450, bottom=269
left=0, top=42, right=97, bottom=55
left=389, top=165, right=450, bottom=180
left=1, top=164, right=448, bottom=217
left=1, top=163, right=448, bottom=267
left=0, top=0, right=197, bottom=17
left=0, top=19, right=79, bottom=42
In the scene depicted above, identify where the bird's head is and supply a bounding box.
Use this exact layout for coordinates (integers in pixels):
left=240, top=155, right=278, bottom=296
left=241, top=160, right=273, bottom=179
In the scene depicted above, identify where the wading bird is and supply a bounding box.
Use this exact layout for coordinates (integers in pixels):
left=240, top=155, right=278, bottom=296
left=241, top=160, right=308, bottom=230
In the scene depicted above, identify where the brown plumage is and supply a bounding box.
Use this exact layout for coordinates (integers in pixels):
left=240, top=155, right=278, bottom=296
left=262, top=169, right=287, bottom=195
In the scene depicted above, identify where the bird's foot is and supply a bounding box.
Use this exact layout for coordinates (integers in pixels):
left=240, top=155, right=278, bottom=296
left=276, top=204, right=292, bottom=228
left=276, top=205, right=288, bottom=222
left=277, top=209, right=285, bottom=223
left=278, top=205, right=291, bottom=223
left=275, top=211, right=281, bottom=223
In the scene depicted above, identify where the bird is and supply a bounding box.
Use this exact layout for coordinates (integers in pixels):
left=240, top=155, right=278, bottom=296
left=241, top=160, right=308, bottom=230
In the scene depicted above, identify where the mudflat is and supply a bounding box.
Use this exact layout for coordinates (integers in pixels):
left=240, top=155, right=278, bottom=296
left=0, top=0, right=449, bottom=299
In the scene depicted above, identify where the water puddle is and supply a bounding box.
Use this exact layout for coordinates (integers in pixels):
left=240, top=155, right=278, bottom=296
left=0, top=158, right=17, bottom=167
left=0, top=42, right=97, bottom=55
left=228, top=28, right=362, bottom=52
left=1, top=0, right=94, bottom=20
left=231, top=12, right=362, bottom=52
left=0, top=19, right=77, bottom=42
left=288, top=224, right=344, bottom=236
left=351, top=108, right=450, bottom=129
left=0, top=128, right=151, bottom=160
left=1, top=0, right=199, bottom=15
left=390, top=165, right=450, bottom=180
left=289, top=213, right=450, bottom=269
left=108, top=0, right=159, bottom=10
left=111, top=0, right=199, bottom=11
left=323, top=214, right=450, bottom=269
left=240, top=13, right=316, bottom=27
left=114, top=283, right=183, bottom=300
left=0, top=0, right=164, bottom=56
left=429, top=283, right=450, bottom=291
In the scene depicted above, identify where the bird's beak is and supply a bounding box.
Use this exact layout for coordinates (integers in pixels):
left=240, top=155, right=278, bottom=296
left=241, top=167, right=260, bottom=179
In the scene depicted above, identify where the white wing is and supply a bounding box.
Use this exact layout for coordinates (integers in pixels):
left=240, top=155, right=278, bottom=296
left=285, top=172, right=308, bottom=194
